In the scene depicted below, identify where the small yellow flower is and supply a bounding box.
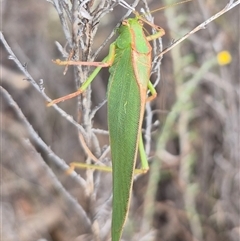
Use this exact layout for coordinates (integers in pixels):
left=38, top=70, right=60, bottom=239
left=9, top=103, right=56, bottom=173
left=217, top=51, right=232, bottom=66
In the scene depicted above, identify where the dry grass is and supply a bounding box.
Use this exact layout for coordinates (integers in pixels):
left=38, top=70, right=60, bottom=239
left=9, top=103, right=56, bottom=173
left=1, top=0, right=239, bottom=241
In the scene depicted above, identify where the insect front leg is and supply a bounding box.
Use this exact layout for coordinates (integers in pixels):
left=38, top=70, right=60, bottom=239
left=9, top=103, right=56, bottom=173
left=146, top=25, right=165, bottom=42
left=47, top=43, right=116, bottom=106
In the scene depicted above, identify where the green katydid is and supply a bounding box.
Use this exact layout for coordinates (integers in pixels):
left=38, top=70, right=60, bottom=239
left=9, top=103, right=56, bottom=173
left=47, top=6, right=167, bottom=241
left=48, top=13, right=164, bottom=240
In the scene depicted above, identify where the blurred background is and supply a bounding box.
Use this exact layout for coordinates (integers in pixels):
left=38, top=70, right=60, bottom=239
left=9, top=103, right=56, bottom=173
left=1, top=0, right=239, bottom=241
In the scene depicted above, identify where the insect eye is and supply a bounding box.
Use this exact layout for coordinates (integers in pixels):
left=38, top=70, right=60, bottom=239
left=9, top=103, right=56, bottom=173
left=138, top=20, right=143, bottom=26
left=122, top=20, right=128, bottom=26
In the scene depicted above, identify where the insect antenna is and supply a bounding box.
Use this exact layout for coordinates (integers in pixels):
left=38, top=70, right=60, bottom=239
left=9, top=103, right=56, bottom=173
left=135, top=0, right=192, bottom=30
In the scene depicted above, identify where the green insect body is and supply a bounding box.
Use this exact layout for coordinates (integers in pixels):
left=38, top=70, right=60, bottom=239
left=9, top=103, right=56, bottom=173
left=108, top=18, right=152, bottom=240
left=48, top=14, right=165, bottom=241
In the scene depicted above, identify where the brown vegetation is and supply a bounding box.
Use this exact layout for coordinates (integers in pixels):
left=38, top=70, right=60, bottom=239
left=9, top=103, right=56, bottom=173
left=1, top=0, right=239, bottom=241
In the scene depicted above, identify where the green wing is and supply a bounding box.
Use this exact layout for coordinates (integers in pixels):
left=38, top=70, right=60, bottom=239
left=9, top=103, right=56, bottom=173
left=108, top=46, right=141, bottom=241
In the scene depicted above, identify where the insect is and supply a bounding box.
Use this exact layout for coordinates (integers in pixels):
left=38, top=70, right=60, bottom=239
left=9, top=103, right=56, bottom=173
left=47, top=11, right=165, bottom=241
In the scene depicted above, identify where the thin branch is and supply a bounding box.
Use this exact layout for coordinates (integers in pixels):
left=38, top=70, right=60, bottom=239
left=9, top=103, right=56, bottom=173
left=92, top=0, right=141, bottom=59
left=159, top=0, right=240, bottom=56
left=0, top=86, right=86, bottom=186
left=90, top=99, right=107, bottom=121
left=92, top=129, right=109, bottom=135
left=0, top=31, right=98, bottom=162
left=52, top=0, right=72, bottom=46
left=1, top=87, right=90, bottom=225
left=117, top=0, right=135, bottom=11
